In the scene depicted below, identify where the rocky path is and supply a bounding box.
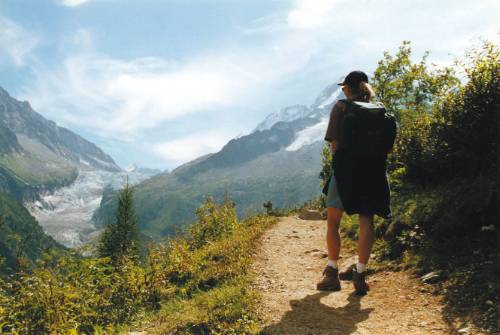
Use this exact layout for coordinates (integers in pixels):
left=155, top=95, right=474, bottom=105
left=250, top=216, right=456, bottom=335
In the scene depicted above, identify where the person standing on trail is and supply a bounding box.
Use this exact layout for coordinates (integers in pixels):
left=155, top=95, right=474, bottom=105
left=317, top=70, right=396, bottom=295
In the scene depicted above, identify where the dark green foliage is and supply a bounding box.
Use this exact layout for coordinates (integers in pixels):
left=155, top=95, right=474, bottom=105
left=372, top=41, right=460, bottom=180
left=0, top=191, right=62, bottom=273
left=98, top=180, right=140, bottom=263
left=431, top=42, right=500, bottom=178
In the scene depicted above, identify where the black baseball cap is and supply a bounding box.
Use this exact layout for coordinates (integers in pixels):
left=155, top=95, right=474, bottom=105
left=338, top=70, right=369, bottom=87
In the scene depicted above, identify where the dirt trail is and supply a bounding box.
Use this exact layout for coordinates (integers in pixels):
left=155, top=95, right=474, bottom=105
left=250, top=216, right=452, bottom=335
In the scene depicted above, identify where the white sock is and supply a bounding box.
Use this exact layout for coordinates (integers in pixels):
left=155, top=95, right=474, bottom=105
left=327, top=259, right=338, bottom=269
left=356, top=262, right=366, bottom=273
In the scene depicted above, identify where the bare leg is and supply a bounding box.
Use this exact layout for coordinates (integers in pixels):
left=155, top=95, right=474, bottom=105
left=326, top=208, right=343, bottom=261
left=358, top=214, right=375, bottom=264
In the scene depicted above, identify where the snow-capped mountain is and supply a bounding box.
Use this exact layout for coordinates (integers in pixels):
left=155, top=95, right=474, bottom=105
left=252, top=81, right=343, bottom=146
left=95, top=79, right=346, bottom=238
left=311, top=82, right=344, bottom=110
left=253, top=105, right=310, bottom=132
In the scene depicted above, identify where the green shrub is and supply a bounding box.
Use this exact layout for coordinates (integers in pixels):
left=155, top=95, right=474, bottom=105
left=431, top=41, right=500, bottom=179
left=187, top=196, right=239, bottom=249
left=0, top=253, right=147, bottom=334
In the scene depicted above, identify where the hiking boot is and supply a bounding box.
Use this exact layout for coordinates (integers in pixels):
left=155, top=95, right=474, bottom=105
left=339, top=263, right=356, bottom=281
left=352, top=270, right=370, bottom=295
left=316, top=266, right=341, bottom=291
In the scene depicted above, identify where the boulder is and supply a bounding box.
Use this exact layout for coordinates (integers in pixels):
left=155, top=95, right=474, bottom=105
left=421, top=271, right=442, bottom=284
left=299, top=209, right=324, bottom=220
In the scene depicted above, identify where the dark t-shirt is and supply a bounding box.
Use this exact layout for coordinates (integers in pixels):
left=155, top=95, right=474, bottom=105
left=324, top=100, right=347, bottom=146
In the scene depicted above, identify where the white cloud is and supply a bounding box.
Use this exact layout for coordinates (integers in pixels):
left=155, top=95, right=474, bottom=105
left=149, top=131, right=232, bottom=167
left=287, top=0, right=342, bottom=29
left=21, top=26, right=321, bottom=140
left=58, top=0, right=90, bottom=7
left=24, top=53, right=237, bottom=138
left=13, top=0, right=500, bottom=170
left=0, top=18, right=39, bottom=67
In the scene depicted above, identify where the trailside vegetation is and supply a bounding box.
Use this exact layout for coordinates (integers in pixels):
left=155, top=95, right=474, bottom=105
left=320, top=40, right=499, bottom=332
left=0, top=193, right=277, bottom=334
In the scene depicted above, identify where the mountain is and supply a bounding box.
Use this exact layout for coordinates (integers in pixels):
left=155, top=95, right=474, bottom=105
left=0, top=85, right=134, bottom=263
left=253, top=105, right=310, bottom=132
left=0, top=190, right=62, bottom=273
left=94, top=82, right=345, bottom=238
left=0, top=86, right=121, bottom=202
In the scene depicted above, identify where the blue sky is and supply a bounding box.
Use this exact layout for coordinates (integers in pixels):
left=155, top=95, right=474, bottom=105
left=1, top=0, right=499, bottom=170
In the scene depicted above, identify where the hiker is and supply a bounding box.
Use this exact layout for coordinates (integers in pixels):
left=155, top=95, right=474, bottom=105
left=316, top=70, right=396, bottom=295
left=263, top=201, right=273, bottom=215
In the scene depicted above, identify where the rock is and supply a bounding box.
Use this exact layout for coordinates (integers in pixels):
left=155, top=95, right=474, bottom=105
left=299, top=209, right=324, bottom=220
left=311, top=251, right=328, bottom=258
left=421, top=271, right=442, bottom=284
left=485, top=300, right=494, bottom=306
left=320, top=209, right=327, bottom=219
left=304, top=248, right=321, bottom=254
left=458, top=326, right=470, bottom=334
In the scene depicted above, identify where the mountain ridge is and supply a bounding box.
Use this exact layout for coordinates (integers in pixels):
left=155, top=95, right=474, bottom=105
left=0, top=86, right=121, bottom=173
left=94, top=81, right=345, bottom=237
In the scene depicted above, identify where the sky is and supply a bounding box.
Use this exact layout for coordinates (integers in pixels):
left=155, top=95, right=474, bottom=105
left=0, top=0, right=499, bottom=171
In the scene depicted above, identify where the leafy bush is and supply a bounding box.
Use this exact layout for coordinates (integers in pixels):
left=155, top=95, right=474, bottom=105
left=431, top=41, right=500, bottom=179
left=187, top=196, right=239, bottom=249
left=0, top=253, right=147, bottom=334
left=372, top=40, right=459, bottom=123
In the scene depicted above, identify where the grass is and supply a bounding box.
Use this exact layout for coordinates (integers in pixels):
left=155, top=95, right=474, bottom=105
left=129, top=213, right=279, bottom=334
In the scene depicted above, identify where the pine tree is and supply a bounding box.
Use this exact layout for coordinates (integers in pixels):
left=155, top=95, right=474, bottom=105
left=98, top=177, right=140, bottom=263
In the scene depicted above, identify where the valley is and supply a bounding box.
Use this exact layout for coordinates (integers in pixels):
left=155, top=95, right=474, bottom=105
left=24, top=167, right=158, bottom=248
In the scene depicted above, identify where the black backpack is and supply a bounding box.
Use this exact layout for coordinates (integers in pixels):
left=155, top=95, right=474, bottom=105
left=339, top=99, right=397, bottom=158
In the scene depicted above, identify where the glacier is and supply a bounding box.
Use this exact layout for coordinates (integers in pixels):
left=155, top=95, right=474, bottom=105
left=25, top=168, right=157, bottom=248
left=285, top=117, right=329, bottom=151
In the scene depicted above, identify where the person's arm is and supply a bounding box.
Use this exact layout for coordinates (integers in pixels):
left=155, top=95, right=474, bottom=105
left=324, top=101, right=344, bottom=151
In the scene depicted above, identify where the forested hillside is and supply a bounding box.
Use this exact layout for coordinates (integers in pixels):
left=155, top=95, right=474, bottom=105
left=0, top=191, right=62, bottom=273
